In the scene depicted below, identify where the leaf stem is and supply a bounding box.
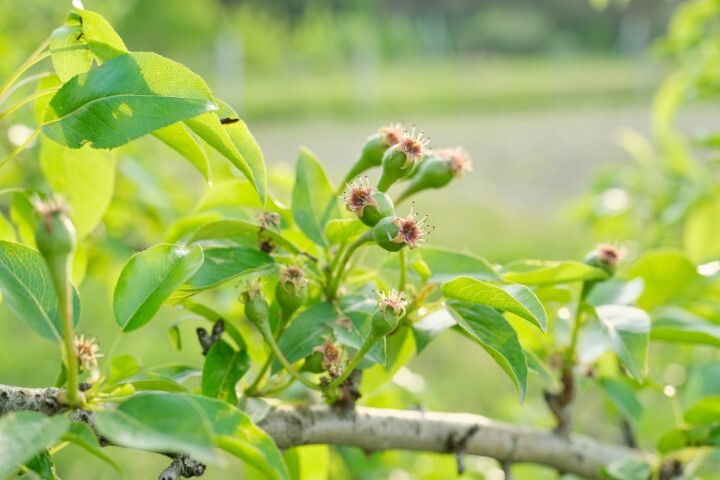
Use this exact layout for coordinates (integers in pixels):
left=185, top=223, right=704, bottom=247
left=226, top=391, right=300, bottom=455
left=327, top=230, right=373, bottom=299
left=326, top=338, right=376, bottom=390
left=0, top=41, right=51, bottom=101
left=0, top=87, right=60, bottom=120
left=398, top=249, right=407, bottom=291
left=0, top=127, right=41, bottom=169
left=256, top=325, right=321, bottom=391
left=565, top=282, right=593, bottom=365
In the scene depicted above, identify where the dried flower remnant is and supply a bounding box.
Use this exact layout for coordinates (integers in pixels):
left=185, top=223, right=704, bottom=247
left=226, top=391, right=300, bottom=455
left=74, top=335, right=101, bottom=372
left=436, top=146, right=473, bottom=177
left=391, top=207, right=431, bottom=250
left=342, top=177, right=395, bottom=226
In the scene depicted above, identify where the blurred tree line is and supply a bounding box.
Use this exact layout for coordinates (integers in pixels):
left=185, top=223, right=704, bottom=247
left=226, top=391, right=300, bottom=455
left=2, top=0, right=680, bottom=76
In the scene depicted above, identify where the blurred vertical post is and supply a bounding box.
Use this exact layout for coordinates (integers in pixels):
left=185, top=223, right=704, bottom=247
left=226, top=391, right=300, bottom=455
left=215, top=29, right=245, bottom=112
left=351, top=36, right=378, bottom=115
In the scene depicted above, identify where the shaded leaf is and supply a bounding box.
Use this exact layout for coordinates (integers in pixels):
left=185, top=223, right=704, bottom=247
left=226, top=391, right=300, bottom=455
left=412, top=308, right=456, bottom=353
left=63, top=422, right=120, bottom=471
left=597, top=377, right=643, bottom=423
left=0, top=412, right=69, bottom=479
left=0, top=241, right=80, bottom=341
left=95, top=392, right=218, bottom=464
left=596, top=305, right=650, bottom=382
left=292, top=148, right=340, bottom=247
left=153, top=122, right=210, bottom=181
left=114, top=244, right=204, bottom=332
left=447, top=300, right=528, bottom=402
left=502, top=260, right=608, bottom=286
left=651, top=307, right=720, bottom=347
left=202, top=340, right=250, bottom=404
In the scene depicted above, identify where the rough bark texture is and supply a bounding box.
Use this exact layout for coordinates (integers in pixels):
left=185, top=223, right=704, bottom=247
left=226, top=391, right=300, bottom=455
left=0, top=384, right=642, bottom=479
left=258, top=405, right=642, bottom=479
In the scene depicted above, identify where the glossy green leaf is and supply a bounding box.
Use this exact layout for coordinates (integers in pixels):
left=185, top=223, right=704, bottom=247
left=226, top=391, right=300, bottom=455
left=114, top=244, right=204, bottom=332
left=685, top=396, right=720, bottom=425
left=0, top=412, right=69, bottom=479
left=95, top=392, right=218, bottom=464
left=0, top=241, right=80, bottom=341
left=441, top=276, right=547, bottom=331
left=173, top=247, right=274, bottom=299
left=502, top=260, right=608, bottom=286
left=276, top=302, right=336, bottom=370
left=190, top=395, right=290, bottom=480
left=651, top=307, right=720, bottom=347
left=153, top=122, right=210, bottom=181
left=202, top=340, right=249, bottom=405
left=285, top=445, right=329, bottom=480
left=40, top=137, right=117, bottom=240
left=399, top=246, right=501, bottom=283
left=185, top=111, right=263, bottom=203
left=447, top=301, right=528, bottom=402
left=596, top=305, right=650, bottom=382
left=42, top=52, right=217, bottom=149
left=75, top=9, right=127, bottom=61
left=597, top=377, right=642, bottom=423
left=326, top=218, right=368, bottom=244
left=292, top=148, right=340, bottom=247
left=63, top=422, right=120, bottom=471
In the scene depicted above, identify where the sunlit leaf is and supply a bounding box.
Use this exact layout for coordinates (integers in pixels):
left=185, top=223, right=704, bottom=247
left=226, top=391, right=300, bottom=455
left=292, top=148, right=340, bottom=247
left=596, top=305, right=650, bottom=382
left=442, top=276, right=547, bottom=331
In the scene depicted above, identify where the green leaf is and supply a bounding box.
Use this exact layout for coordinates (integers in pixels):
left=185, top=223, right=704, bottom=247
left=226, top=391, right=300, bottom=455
left=326, top=218, right=368, bottom=244
left=188, top=219, right=301, bottom=254
left=587, top=278, right=644, bottom=307
left=597, top=377, right=643, bottom=423
left=105, top=354, right=142, bottom=386
left=414, top=247, right=501, bottom=283
left=596, top=305, right=650, bottom=382
left=685, top=396, right=720, bottom=425
left=651, top=307, right=720, bottom=347
left=276, top=302, right=336, bottom=371
left=0, top=412, right=69, bottom=479
left=411, top=308, right=456, bottom=353
left=501, top=260, right=608, bottom=286
left=42, top=52, right=217, bottom=149
left=628, top=250, right=700, bottom=310
left=189, top=395, right=290, bottom=480
left=49, top=13, right=92, bottom=83
left=75, top=9, right=127, bottom=61
left=0, top=241, right=80, bottom=341
left=202, top=340, right=250, bottom=405
left=684, top=195, right=720, bottom=264
left=172, top=247, right=274, bottom=300
left=292, top=148, right=340, bottom=247
left=216, top=99, right=267, bottom=204
left=441, top=276, right=547, bottom=331
left=114, top=244, right=204, bottom=332
left=285, top=445, right=329, bottom=480
left=446, top=301, right=528, bottom=402
left=24, top=451, right=58, bottom=480
left=95, top=392, right=218, bottom=464
left=40, top=137, right=117, bottom=240
left=63, top=422, right=120, bottom=471
left=185, top=111, right=263, bottom=203
left=153, top=122, right=211, bottom=181
left=601, top=458, right=651, bottom=480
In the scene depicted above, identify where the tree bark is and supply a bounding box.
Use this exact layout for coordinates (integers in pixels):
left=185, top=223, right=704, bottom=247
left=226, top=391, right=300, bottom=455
left=0, top=384, right=643, bottom=479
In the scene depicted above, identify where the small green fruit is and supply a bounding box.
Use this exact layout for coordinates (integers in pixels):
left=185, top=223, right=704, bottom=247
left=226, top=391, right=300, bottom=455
left=583, top=244, right=622, bottom=276
left=371, top=208, right=430, bottom=252
left=275, top=265, right=308, bottom=315
left=241, top=286, right=270, bottom=333
left=342, top=124, right=404, bottom=184
left=34, top=198, right=77, bottom=261
left=369, top=289, right=408, bottom=339
left=371, top=217, right=405, bottom=252
left=344, top=180, right=396, bottom=227
left=398, top=147, right=472, bottom=203
left=303, top=351, right=325, bottom=373
left=377, top=128, right=429, bottom=192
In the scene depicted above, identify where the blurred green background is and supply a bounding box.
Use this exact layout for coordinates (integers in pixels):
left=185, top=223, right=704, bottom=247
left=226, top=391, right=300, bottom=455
left=1, top=0, right=715, bottom=478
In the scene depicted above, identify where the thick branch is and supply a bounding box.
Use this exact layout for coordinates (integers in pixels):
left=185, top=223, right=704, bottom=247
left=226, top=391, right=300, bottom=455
left=0, top=384, right=642, bottom=479
left=258, top=405, right=642, bottom=479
